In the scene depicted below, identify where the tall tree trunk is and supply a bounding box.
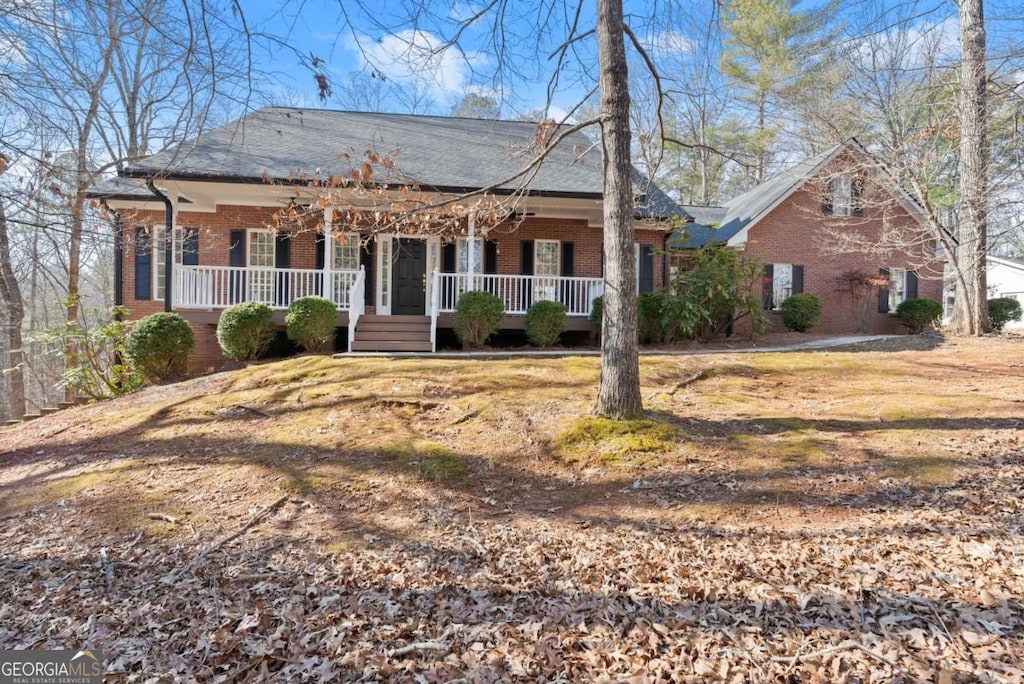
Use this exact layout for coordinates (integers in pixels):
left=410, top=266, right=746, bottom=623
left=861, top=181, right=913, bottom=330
left=594, top=0, right=642, bottom=419
left=952, top=0, right=989, bottom=335
left=0, top=160, right=27, bottom=420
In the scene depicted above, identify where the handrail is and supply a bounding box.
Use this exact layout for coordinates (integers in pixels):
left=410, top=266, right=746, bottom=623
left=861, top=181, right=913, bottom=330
left=434, top=272, right=603, bottom=316
left=347, top=266, right=365, bottom=352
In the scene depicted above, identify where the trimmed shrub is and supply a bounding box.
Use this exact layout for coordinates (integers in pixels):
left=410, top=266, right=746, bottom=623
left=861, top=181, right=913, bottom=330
left=525, top=300, right=567, bottom=348
left=895, top=298, right=943, bottom=334
left=454, top=290, right=504, bottom=348
left=217, top=302, right=276, bottom=361
left=988, top=297, right=1022, bottom=332
left=780, top=293, right=822, bottom=332
left=637, top=291, right=668, bottom=344
left=589, top=295, right=603, bottom=342
left=124, top=312, right=195, bottom=380
left=285, top=296, right=337, bottom=353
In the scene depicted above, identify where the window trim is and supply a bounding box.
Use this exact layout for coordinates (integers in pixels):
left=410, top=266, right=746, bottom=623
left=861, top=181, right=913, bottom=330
left=153, top=226, right=185, bottom=302
left=456, top=237, right=483, bottom=274
left=771, top=263, right=793, bottom=310
left=332, top=232, right=360, bottom=271
left=888, top=266, right=907, bottom=312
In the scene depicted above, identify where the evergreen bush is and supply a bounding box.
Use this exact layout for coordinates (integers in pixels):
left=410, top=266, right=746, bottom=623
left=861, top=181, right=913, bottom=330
left=454, top=290, right=504, bottom=348
left=895, top=298, right=943, bottom=334
left=988, top=297, right=1022, bottom=332
left=124, top=312, right=194, bottom=380
left=217, top=302, right=276, bottom=361
left=780, top=293, right=822, bottom=332
left=285, top=296, right=337, bottom=353
left=525, top=300, right=567, bottom=348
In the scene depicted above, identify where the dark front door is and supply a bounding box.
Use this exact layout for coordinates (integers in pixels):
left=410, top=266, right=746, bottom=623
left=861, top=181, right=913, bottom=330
left=393, top=238, right=427, bottom=315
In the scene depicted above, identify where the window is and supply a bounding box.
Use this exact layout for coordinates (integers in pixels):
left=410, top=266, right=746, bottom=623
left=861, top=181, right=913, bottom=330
left=457, top=237, right=482, bottom=274
left=247, top=230, right=275, bottom=303
left=879, top=267, right=917, bottom=313
left=154, top=227, right=185, bottom=301
left=763, top=263, right=804, bottom=310
left=888, top=267, right=907, bottom=311
left=534, top=239, right=560, bottom=301
left=824, top=176, right=863, bottom=217
left=332, top=233, right=360, bottom=270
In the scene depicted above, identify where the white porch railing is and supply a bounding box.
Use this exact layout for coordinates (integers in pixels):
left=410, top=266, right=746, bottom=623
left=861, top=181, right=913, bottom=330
left=347, top=266, right=366, bottom=352
left=435, top=273, right=604, bottom=316
left=173, top=265, right=364, bottom=311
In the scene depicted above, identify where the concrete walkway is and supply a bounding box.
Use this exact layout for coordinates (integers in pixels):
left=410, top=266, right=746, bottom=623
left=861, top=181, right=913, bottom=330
left=336, top=334, right=903, bottom=359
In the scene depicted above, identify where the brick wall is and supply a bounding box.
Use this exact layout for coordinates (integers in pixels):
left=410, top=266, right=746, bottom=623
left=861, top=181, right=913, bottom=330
left=738, top=173, right=943, bottom=335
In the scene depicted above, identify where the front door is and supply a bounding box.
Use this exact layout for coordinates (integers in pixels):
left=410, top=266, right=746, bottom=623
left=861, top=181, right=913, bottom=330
left=393, top=238, right=427, bottom=315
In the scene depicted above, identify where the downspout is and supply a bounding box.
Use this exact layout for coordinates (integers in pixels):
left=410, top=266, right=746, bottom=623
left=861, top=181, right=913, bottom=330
left=103, top=202, right=124, bottom=310
left=146, top=179, right=173, bottom=313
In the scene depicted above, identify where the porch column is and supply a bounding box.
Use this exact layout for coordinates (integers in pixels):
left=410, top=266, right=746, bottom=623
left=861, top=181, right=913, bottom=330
left=467, top=212, right=476, bottom=291
left=323, top=207, right=333, bottom=305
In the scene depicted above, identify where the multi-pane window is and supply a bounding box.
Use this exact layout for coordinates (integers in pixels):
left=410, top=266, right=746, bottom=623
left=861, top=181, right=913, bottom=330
left=333, top=233, right=360, bottom=270
left=771, top=263, right=793, bottom=309
left=888, top=267, right=907, bottom=311
left=154, top=227, right=184, bottom=301
left=824, top=175, right=863, bottom=217
left=457, top=238, right=483, bottom=273
left=534, top=239, right=560, bottom=301
left=247, top=230, right=275, bottom=303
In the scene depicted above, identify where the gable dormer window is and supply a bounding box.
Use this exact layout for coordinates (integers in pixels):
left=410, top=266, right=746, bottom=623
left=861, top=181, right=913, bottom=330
left=823, top=176, right=864, bottom=217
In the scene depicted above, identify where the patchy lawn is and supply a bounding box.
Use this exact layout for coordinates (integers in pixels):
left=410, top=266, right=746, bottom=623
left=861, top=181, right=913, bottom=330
left=1, top=334, right=1022, bottom=681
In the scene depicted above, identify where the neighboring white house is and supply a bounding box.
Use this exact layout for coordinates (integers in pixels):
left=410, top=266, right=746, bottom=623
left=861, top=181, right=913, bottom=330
left=987, top=256, right=1024, bottom=329
left=942, top=255, right=1024, bottom=329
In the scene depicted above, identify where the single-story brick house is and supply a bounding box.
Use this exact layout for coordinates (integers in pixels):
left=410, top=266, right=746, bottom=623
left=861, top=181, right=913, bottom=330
left=672, top=139, right=943, bottom=334
left=92, top=107, right=681, bottom=368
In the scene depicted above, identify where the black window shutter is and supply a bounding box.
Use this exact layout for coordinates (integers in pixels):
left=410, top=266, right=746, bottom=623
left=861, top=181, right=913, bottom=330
left=134, top=226, right=152, bottom=300
left=228, top=230, right=246, bottom=267
left=181, top=227, right=199, bottom=266
left=639, top=245, right=654, bottom=293
left=360, top=240, right=375, bottom=306
left=822, top=179, right=834, bottom=215
left=228, top=230, right=245, bottom=303
left=561, top=241, right=574, bottom=277
left=907, top=270, right=918, bottom=299
left=792, top=265, right=804, bottom=295
left=600, top=249, right=604, bottom=277
left=852, top=178, right=865, bottom=216
left=275, top=233, right=291, bottom=307
left=315, top=234, right=326, bottom=270
left=521, top=240, right=534, bottom=275
left=442, top=242, right=456, bottom=273
left=878, top=268, right=891, bottom=313
left=484, top=240, right=498, bottom=274
left=762, top=264, right=774, bottom=310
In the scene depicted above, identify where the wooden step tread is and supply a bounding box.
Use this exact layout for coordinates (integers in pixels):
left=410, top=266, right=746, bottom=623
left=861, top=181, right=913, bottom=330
left=350, top=340, right=433, bottom=352
left=358, top=314, right=430, bottom=323
left=355, top=330, right=432, bottom=342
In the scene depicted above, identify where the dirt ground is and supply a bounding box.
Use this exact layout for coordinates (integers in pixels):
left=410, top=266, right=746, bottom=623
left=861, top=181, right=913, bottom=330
left=0, top=333, right=1022, bottom=682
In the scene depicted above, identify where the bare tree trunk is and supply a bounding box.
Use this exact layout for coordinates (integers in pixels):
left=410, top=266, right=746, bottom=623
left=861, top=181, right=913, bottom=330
left=595, top=0, right=642, bottom=419
left=952, top=0, right=989, bottom=335
left=0, top=160, right=27, bottom=420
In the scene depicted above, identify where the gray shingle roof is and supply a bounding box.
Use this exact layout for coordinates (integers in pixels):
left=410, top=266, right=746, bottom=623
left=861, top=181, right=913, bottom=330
left=121, top=106, right=686, bottom=220
left=672, top=144, right=842, bottom=248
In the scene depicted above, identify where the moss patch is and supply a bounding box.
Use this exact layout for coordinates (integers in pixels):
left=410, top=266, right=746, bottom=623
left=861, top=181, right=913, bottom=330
left=379, top=441, right=469, bottom=484
left=554, top=415, right=678, bottom=468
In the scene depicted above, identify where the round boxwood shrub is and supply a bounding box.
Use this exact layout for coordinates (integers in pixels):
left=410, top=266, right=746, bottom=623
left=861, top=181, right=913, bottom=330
left=525, top=300, right=567, bottom=348
left=780, top=293, right=822, bottom=332
left=454, top=290, right=504, bottom=348
left=589, top=295, right=604, bottom=342
left=988, top=297, right=1022, bottom=332
left=124, top=312, right=194, bottom=380
left=895, top=298, right=943, bottom=334
left=217, top=302, right=276, bottom=361
left=285, top=296, right=337, bottom=353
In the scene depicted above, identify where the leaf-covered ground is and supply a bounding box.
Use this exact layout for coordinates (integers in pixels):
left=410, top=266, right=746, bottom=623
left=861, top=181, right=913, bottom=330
left=1, top=334, right=1022, bottom=682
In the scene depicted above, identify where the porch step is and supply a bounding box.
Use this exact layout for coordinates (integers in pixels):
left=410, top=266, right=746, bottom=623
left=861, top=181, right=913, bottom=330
left=350, top=314, right=432, bottom=352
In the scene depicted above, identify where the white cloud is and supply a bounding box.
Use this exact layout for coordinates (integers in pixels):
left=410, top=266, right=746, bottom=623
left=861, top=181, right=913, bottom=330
left=645, top=30, right=695, bottom=58
left=347, top=29, right=487, bottom=101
